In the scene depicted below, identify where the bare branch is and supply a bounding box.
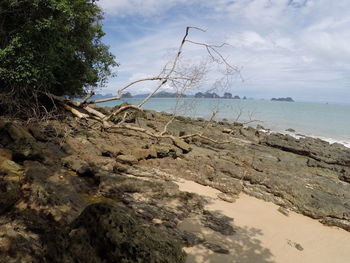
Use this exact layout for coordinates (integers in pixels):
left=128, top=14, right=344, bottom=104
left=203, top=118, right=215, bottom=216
left=88, top=77, right=166, bottom=104
left=89, top=96, right=121, bottom=104
left=63, top=104, right=89, bottom=119
left=78, top=91, right=95, bottom=106
left=83, top=106, right=106, bottom=119
left=104, top=105, right=142, bottom=121
left=41, top=26, right=243, bottom=153
left=180, top=133, right=233, bottom=145
left=138, top=26, right=199, bottom=108
left=159, top=116, right=176, bottom=136
left=200, top=110, right=218, bottom=136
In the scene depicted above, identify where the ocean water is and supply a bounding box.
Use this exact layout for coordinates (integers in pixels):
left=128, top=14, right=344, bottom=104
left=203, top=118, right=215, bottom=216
left=100, top=98, right=350, bottom=146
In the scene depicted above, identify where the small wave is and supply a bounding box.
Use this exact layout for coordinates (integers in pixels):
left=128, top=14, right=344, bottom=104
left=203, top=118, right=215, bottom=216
left=256, top=127, right=350, bottom=149
left=314, top=136, right=350, bottom=149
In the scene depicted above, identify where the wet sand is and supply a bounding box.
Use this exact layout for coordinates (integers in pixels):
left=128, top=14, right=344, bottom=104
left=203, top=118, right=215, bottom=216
left=176, top=180, right=350, bottom=263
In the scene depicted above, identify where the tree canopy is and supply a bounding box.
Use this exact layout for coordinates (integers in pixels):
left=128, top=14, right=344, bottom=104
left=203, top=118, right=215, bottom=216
left=0, top=0, right=116, bottom=99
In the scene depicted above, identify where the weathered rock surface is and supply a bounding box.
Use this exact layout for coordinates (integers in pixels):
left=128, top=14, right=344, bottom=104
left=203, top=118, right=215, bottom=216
left=0, top=172, right=21, bottom=215
left=46, top=203, right=186, bottom=263
left=1, top=108, right=350, bottom=262
left=262, top=133, right=350, bottom=166
left=0, top=152, right=22, bottom=215
left=201, top=210, right=235, bottom=236
left=0, top=123, right=44, bottom=161
left=23, top=161, right=86, bottom=223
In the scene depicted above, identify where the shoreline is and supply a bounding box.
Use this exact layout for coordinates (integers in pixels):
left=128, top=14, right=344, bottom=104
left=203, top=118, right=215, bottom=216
left=256, top=127, right=350, bottom=149
left=100, top=98, right=350, bottom=148
left=1, top=108, right=350, bottom=262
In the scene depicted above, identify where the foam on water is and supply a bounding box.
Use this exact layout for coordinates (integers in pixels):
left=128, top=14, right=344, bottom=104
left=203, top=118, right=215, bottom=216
left=265, top=130, right=350, bottom=149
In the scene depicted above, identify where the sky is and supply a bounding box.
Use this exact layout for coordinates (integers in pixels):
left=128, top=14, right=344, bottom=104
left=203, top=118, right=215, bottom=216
left=97, top=0, right=350, bottom=103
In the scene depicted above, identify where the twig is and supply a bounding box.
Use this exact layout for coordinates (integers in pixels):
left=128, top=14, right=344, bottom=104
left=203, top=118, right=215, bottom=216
left=159, top=116, right=176, bottom=136
left=104, top=105, right=142, bottom=121
left=78, top=91, right=95, bottom=106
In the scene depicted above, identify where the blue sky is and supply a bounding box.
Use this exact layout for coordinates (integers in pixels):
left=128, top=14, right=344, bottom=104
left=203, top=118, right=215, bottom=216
left=97, top=0, right=350, bottom=103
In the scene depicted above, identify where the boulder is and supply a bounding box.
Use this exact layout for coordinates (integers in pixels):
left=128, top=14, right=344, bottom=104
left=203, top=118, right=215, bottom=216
left=339, top=169, right=350, bottom=183
left=0, top=155, right=22, bottom=214
left=46, top=202, right=186, bottom=263
left=61, top=156, right=95, bottom=176
left=116, top=154, right=138, bottom=165
left=0, top=156, right=22, bottom=177
left=240, top=127, right=260, bottom=142
left=0, top=123, right=44, bottom=161
left=133, top=148, right=157, bottom=160
left=23, top=161, right=86, bottom=222
left=154, top=144, right=180, bottom=159
left=0, top=148, right=12, bottom=160
left=172, top=138, right=191, bottom=153
left=0, top=174, right=21, bottom=215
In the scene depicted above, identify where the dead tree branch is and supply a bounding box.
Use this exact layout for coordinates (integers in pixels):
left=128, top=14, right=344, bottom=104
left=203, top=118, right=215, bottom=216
left=44, top=26, right=241, bottom=150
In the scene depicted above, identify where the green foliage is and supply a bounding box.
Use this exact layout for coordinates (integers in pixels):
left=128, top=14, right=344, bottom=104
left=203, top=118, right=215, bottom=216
left=0, top=0, right=117, bottom=97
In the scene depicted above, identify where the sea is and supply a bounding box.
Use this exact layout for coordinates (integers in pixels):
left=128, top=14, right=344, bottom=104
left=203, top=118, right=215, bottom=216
left=99, top=98, right=350, bottom=148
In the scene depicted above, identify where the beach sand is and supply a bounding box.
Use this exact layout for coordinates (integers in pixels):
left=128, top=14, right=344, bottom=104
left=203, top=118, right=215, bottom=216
left=176, top=180, right=350, bottom=263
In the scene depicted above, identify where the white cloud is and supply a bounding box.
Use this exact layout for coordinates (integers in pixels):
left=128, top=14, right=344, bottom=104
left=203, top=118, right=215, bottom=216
left=98, top=0, right=197, bottom=16
left=99, top=0, right=350, bottom=102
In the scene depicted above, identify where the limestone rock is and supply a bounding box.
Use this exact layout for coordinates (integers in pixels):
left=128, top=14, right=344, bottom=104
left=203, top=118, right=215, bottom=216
left=217, top=193, right=237, bottom=203
left=201, top=210, right=235, bottom=236
left=173, top=138, right=192, bottom=153
left=262, top=133, right=350, bottom=166
left=0, top=148, right=12, bottom=160
left=0, top=123, right=44, bottom=161
left=204, top=242, right=230, bottom=254
left=154, top=144, right=179, bottom=159
left=116, top=154, right=138, bottom=165
left=0, top=157, right=22, bottom=177
left=0, top=150, right=22, bottom=215
left=277, top=206, right=289, bottom=216
left=0, top=174, right=21, bottom=215
left=46, top=202, right=186, bottom=263
left=23, top=161, right=86, bottom=223
left=339, top=169, right=350, bottom=183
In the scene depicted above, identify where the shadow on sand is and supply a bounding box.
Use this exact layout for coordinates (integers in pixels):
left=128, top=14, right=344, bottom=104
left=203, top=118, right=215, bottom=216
left=181, top=209, right=275, bottom=263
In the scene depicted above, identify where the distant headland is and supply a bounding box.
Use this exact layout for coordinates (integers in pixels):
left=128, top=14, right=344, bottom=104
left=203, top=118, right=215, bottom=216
left=271, top=97, right=295, bottom=102
left=91, top=92, right=294, bottom=102
left=92, top=91, right=246, bottom=100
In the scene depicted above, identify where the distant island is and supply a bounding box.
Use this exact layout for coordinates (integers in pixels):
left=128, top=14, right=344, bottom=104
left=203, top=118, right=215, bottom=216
left=91, top=91, right=251, bottom=100
left=193, top=92, right=241, bottom=99
left=153, top=91, right=187, bottom=98
left=194, top=92, right=220, bottom=98
left=271, top=97, right=294, bottom=102
left=121, top=92, right=133, bottom=98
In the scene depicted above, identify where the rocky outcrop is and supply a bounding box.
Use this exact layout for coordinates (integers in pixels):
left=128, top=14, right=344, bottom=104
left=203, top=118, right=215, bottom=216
left=0, top=123, right=44, bottom=161
left=0, top=155, right=22, bottom=215
left=46, top=203, right=186, bottom=263
left=1, top=110, right=350, bottom=261
left=262, top=133, right=350, bottom=166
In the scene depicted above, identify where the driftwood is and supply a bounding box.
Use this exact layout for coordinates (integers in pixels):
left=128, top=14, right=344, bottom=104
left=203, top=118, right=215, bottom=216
left=46, top=27, right=241, bottom=150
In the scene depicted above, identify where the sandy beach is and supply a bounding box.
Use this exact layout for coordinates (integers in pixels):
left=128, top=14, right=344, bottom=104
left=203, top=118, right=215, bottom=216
left=177, top=179, right=350, bottom=263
